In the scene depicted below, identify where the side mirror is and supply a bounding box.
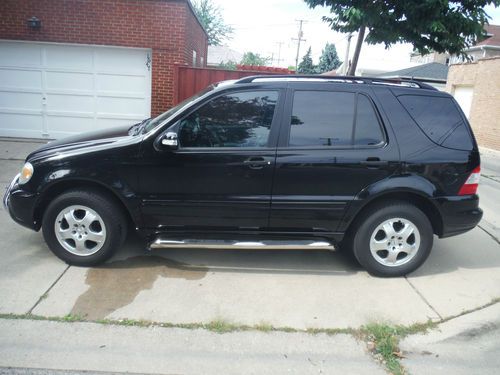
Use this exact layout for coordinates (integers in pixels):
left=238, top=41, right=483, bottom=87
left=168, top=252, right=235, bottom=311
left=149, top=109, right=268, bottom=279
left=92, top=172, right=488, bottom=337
left=160, top=132, right=178, bottom=149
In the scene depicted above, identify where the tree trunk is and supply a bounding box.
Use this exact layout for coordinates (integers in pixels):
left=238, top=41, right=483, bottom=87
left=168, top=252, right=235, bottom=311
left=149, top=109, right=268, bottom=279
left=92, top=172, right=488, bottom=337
left=348, top=26, right=366, bottom=76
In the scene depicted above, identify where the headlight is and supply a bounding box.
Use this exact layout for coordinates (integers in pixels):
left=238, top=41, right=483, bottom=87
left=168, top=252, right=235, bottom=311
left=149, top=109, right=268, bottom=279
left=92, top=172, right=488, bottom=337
left=19, top=162, right=34, bottom=185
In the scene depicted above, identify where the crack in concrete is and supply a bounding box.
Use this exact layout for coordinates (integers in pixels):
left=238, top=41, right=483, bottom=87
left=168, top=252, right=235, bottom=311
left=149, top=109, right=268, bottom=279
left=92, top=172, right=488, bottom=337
left=404, top=276, right=443, bottom=321
left=478, top=224, right=500, bottom=245
left=482, top=174, right=500, bottom=183
left=28, top=265, right=70, bottom=314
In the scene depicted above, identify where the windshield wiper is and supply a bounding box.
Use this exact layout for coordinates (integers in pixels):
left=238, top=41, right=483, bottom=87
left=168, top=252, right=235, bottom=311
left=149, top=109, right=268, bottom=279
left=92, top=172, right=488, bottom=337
left=128, top=118, right=151, bottom=136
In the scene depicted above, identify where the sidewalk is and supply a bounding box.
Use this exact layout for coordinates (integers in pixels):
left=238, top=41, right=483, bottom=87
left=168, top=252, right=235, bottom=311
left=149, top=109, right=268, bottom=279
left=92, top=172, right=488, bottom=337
left=401, top=302, right=500, bottom=375
left=0, top=318, right=385, bottom=375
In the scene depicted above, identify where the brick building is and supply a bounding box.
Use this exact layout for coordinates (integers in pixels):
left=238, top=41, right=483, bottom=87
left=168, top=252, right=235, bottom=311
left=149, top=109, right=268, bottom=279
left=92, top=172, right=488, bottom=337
left=446, top=57, right=500, bottom=151
left=0, top=0, right=208, bottom=138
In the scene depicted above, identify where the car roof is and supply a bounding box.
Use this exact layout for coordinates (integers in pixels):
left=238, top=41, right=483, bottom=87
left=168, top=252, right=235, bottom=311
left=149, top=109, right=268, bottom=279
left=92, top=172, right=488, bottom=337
left=231, top=75, right=439, bottom=91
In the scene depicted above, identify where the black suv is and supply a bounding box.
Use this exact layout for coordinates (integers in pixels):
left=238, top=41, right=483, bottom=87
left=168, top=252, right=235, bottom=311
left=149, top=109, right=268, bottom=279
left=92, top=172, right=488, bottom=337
left=3, top=76, right=482, bottom=277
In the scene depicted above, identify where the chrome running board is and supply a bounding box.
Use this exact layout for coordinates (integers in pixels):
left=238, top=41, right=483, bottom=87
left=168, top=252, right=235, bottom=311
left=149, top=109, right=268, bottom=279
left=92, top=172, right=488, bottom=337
left=149, top=238, right=335, bottom=251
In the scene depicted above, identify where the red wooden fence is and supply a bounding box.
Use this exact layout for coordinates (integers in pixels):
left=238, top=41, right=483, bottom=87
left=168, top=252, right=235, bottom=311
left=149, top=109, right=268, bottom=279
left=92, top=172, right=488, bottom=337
left=173, top=65, right=293, bottom=105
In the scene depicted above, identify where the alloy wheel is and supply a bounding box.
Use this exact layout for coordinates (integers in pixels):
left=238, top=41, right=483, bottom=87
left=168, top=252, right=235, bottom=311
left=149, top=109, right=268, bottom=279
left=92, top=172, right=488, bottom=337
left=54, top=205, right=107, bottom=256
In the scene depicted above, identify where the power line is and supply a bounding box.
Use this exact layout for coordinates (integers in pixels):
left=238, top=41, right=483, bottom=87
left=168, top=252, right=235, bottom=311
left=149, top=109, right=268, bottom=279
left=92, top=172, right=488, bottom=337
left=274, top=41, right=284, bottom=66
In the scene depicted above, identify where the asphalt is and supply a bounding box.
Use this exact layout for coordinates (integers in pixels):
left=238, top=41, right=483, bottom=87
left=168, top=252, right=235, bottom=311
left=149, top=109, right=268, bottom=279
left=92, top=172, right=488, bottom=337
left=1, top=138, right=499, bottom=374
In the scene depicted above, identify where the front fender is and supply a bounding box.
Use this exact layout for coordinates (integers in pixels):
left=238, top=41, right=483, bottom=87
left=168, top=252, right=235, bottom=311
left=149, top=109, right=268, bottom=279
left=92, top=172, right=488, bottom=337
left=30, top=152, right=142, bottom=229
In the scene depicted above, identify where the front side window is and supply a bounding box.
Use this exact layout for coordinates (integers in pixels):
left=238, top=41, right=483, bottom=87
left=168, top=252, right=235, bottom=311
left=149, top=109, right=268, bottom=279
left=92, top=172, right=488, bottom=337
left=179, top=91, right=279, bottom=148
left=289, top=91, right=384, bottom=147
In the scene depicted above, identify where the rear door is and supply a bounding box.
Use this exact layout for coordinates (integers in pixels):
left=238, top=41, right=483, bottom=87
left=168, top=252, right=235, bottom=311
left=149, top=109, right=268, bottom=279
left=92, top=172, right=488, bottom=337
left=269, top=83, right=400, bottom=233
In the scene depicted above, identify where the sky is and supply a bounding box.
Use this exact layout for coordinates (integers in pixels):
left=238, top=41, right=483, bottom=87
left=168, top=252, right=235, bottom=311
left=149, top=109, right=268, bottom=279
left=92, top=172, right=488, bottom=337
left=210, top=0, right=500, bottom=70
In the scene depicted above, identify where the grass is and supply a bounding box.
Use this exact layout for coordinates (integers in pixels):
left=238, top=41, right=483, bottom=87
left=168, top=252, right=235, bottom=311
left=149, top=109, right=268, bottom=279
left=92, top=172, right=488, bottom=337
left=0, top=312, right=356, bottom=335
left=360, top=320, right=438, bottom=375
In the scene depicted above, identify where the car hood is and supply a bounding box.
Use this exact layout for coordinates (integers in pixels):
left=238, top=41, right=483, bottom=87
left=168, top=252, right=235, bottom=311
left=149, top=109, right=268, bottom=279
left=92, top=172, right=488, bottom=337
left=27, top=125, right=136, bottom=161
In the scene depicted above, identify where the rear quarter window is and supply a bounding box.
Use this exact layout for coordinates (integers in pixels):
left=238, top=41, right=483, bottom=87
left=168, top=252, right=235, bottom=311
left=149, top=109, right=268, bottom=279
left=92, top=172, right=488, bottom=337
left=397, top=94, right=473, bottom=151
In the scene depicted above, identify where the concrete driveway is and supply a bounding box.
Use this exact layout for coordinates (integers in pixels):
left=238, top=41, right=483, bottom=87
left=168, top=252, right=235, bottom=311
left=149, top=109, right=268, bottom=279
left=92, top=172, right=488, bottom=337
left=1, top=138, right=499, bottom=330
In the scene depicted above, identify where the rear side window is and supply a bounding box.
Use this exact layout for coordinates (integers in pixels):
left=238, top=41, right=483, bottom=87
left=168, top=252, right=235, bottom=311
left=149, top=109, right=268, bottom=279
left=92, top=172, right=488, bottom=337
left=397, top=95, right=473, bottom=150
left=289, top=91, right=384, bottom=147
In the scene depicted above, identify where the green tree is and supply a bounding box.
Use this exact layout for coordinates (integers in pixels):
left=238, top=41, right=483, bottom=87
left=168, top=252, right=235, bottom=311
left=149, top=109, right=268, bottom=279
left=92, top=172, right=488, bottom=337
left=240, top=52, right=270, bottom=66
left=218, top=60, right=237, bottom=70
left=192, top=0, right=233, bottom=46
left=316, top=43, right=341, bottom=73
left=304, top=0, right=500, bottom=75
left=297, top=47, right=316, bottom=74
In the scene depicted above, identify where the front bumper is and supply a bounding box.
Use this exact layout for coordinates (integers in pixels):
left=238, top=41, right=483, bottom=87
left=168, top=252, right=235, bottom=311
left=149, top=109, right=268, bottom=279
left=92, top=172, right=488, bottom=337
left=434, top=194, right=483, bottom=238
left=3, top=174, right=38, bottom=231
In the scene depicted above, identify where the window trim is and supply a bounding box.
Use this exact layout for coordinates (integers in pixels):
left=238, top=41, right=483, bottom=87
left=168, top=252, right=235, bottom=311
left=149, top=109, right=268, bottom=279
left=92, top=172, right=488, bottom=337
left=174, top=88, right=284, bottom=151
left=281, top=88, right=387, bottom=150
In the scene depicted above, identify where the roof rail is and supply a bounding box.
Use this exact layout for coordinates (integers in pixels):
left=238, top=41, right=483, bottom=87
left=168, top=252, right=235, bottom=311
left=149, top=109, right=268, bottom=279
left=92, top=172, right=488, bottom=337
left=234, top=75, right=438, bottom=91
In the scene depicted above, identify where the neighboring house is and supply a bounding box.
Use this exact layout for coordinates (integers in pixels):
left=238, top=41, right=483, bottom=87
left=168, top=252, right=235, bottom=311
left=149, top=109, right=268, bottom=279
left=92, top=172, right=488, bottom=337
left=410, top=24, right=500, bottom=66
left=0, top=0, right=208, bottom=139
left=376, top=62, right=449, bottom=90
left=207, top=46, right=243, bottom=67
left=446, top=57, right=500, bottom=151
left=336, top=58, right=421, bottom=77
left=410, top=51, right=450, bottom=65
left=451, top=24, right=500, bottom=63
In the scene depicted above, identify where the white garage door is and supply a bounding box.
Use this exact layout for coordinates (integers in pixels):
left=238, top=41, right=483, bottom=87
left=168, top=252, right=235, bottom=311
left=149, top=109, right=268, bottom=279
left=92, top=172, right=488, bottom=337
left=453, top=85, right=474, bottom=119
left=0, top=41, right=151, bottom=139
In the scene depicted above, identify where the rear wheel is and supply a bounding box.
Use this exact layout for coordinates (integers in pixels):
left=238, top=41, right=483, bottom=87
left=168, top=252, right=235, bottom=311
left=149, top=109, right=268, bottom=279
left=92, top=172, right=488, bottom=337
left=351, top=202, right=433, bottom=277
left=42, top=189, right=127, bottom=266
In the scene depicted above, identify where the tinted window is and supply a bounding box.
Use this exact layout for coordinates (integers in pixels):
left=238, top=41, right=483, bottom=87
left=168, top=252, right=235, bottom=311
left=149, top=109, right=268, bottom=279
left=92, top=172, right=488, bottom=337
left=179, top=91, right=278, bottom=148
left=397, top=95, right=473, bottom=150
left=290, top=91, right=355, bottom=146
left=289, top=91, right=383, bottom=147
left=355, top=95, right=384, bottom=146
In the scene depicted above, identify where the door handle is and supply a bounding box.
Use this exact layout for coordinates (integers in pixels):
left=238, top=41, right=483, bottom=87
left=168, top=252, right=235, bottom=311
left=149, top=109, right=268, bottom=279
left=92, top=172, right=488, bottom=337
left=360, top=157, right=389, bottom=168
left=243, top=157, right=272, bottom=170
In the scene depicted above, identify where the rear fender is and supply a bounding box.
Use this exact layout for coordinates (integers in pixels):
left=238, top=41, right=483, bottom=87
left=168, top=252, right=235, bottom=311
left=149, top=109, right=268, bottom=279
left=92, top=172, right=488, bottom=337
left=338, top=174, right=440, bottom=233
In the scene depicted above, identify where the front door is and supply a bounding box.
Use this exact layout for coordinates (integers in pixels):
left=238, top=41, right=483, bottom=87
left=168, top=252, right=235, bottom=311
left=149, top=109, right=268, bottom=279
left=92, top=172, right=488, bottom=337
left=139, top=88, right=284, bottom=231
left=269, top=86, right=400, bottom=233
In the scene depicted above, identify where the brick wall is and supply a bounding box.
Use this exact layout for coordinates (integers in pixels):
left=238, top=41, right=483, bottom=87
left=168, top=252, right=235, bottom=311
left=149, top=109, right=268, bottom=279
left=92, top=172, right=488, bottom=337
left=184, top=2, right=208, bottom=67
left=0, top=0, right=208, bottom=116
left=446, top=57, right=500, bottom=151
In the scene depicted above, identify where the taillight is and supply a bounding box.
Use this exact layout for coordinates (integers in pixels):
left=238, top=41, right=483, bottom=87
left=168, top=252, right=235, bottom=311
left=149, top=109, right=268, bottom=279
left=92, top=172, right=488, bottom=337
left=458, top=166, right=481, bottom=196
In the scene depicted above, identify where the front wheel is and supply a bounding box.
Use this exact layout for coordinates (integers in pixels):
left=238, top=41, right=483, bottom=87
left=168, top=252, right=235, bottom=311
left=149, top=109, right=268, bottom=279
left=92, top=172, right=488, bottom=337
left=42, top=189, right=127, bottom=266
left=351, top=202, right=433, bottom=277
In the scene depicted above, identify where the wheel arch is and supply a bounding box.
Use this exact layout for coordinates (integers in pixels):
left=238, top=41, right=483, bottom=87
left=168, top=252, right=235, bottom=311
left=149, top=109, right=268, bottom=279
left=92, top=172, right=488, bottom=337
left=343, top=190, right=444, bottom=238
left=33, top=178, right=139, bottom=231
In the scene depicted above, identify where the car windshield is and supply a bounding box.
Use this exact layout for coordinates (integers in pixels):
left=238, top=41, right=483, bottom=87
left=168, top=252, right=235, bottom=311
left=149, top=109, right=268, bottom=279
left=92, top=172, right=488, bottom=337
left=142, top=84, right=219, bottom=134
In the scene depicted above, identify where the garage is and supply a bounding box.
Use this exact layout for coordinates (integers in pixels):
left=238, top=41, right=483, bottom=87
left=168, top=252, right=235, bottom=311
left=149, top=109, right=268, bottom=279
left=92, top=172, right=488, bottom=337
left=452, top=85, right=474, bottom=119
left=0, top=41, right=151, bottom=139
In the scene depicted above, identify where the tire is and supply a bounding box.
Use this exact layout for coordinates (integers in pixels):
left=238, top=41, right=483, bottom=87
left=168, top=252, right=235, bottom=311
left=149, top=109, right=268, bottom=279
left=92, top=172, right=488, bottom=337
left=351, top=201, right=433, bottom=277
left=42, top=189, right=127, bottom=266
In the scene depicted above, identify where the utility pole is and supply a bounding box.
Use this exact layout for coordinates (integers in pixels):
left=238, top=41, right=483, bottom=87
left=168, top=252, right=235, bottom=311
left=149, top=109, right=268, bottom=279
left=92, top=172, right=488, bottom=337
left=343, top=33, right=353, bottom=75
left=275, top=41, right=284, bottom=67
left=348, top=26, right=366, bottom=76
left=293, top=20, right=307, bottom=71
